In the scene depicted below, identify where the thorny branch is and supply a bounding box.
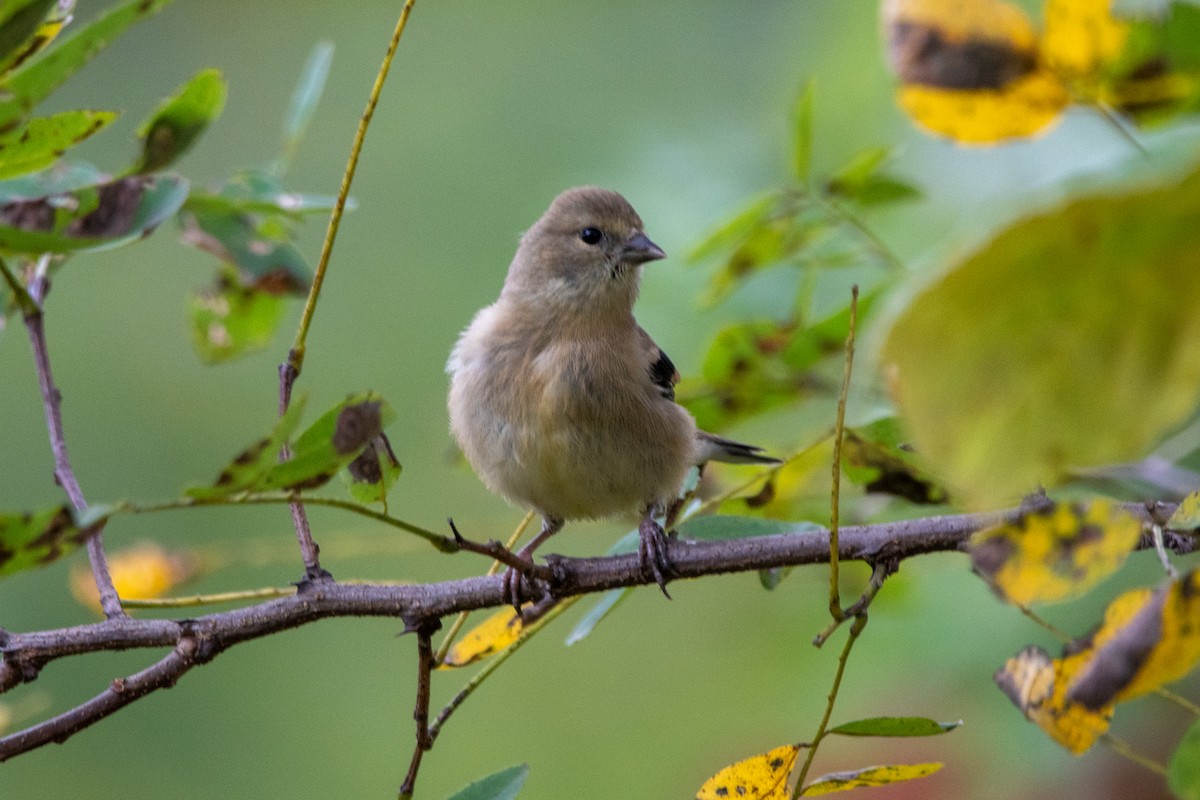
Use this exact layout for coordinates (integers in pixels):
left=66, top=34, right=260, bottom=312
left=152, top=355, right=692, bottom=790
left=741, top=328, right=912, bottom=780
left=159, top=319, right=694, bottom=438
left=0, top=500, right=1185, bottom=763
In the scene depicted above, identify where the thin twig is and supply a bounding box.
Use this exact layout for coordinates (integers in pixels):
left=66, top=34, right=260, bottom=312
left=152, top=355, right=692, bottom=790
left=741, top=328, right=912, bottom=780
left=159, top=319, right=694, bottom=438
left=22, top=260, right=123, bottom=618
left=276, top=0, right=418, bottom=580
left=399, top=619, right=439, bottom=799
left=1150, top=523, right=1178, bottom=578
left=813, top=558, right=892, bottom=647
left=128, top=494, right=455, bottom=551
left=1101, top=732, right=1168, bottom=776
left=0, top=256, right=36, bottom=316
left=815, top=194, right=906, bottom=272
left=792, top=613, right=869, bottom=797
left=1015, top=603, right=1073, bottom=644
left=1156, top=687, right=1200, bottom=717
left=826, top=285, right=859, bottom=623
left=284, top=0, right=416, bottom=383
left=1, top=636, right=199, bottom=756
left=448, top=519, right=552, bottom=579
left=121, top=586, right=298, bottom=609
left=435, top=512, right=534, bottom=665
left=428, top=599, right=575, bottom=743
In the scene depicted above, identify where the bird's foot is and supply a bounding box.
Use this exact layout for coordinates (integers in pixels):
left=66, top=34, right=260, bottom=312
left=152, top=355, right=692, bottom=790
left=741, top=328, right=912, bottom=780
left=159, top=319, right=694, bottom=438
left=501, top=562, right=559, bottom=618
left=638, top=516, right=673, bottom=599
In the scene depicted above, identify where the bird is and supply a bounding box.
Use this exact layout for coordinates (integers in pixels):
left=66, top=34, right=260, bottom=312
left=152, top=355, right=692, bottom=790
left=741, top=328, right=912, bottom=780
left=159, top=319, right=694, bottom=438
left=447, top=186, right=779, bottom=607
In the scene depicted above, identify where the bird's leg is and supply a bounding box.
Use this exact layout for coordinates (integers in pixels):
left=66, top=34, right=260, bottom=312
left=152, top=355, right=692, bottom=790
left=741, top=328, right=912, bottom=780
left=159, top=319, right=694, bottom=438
left=502, top=516, right=563, bottom=614
left=638, top=505, right=673, bottom=599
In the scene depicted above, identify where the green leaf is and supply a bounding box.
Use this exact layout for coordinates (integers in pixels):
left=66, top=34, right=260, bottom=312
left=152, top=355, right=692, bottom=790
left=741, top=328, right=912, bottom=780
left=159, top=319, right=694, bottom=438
left=272, top=40, right=333, bottom=176
left=791, top=80, right=814, bottom=183
left=831, top=174, right=921, bottom=207
left=683, top=291, right=879, bottom=432
left=1169, top=718, right=1200, bottom=800
left=563, top=529, right=640, bottom=645
left=701, top=214, right=821, bottom=306
left=261, top=392, right=395, bottom=492
left=0, top=159, right=106, bottom=200
left=0, top=0, right=72, bottom=81
left=188, top=280, right=287, bottom=364
left=783, top=288, right=879, bottom=371
left=189, top=169, right=345, bottom=217
left=842, top=429, right=949, bottom=505
left=186, top=190, right=342, bottom=218
left=802, top=763, right=942, bottom=795
left=0, top=0, right=176, bottom=131
left=343, top=433, right=402, bottom=507
left=678, top=516, right=821, bottom=594
left=0, top=109, right=117, bottom=180
left=188, top=398, right=308, bottom=500
left=0, top=173, right=188, bottom=254
left=179, top=207, right=311, bottom=294
left=0, top=504, right=95, bottom=578
left=759, top=565, right=791, bottom=590
left=826, top=147, right=889, bottom=192
left=824, top=146, right=921, bottom=208
left=444, top=764, right=529, bottom=800
left=565, top=587, right=630, bottom=646
left=130, top=68, right=226, bottom=174
left=687, top=192, right=776, bottom=264
left=881, top=157, right=1200, bottom=509
left=677, top=515, right=812, bottom=541
left=829, top=717, right=962, bottom=737
left=686, top=319, right=807, bottom=430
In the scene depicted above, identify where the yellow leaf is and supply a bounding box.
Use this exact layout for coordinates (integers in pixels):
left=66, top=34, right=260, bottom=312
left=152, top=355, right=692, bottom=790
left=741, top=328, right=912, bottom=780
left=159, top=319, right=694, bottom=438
left=884, top=0, right=1070, bottom=143
left=881, top=162, right=1200, bottom=508
left=801, top=762, right=942, bottom=795
left=439, top=608, right=524, bottom=669
left=884, top=0, right=1040, bottom=52
left=1042, top=0, right=1130, bottom=80
left=994, top=645, right=1113, bottom=754
left=1069, top=570, right=1200, bottom=706
left=895, top=73, right=1069, bottom=143
left=1168, top=489, right=1200, bottom=531
left=997, top=574, right=1200, bottom=754
left=971, top=500, right=1141, bottom=605
left=69, top=541, right=201, bottom=613
left=886, top=0, right=1200, bottom=141
left=696, top=744, right=800, bottom=800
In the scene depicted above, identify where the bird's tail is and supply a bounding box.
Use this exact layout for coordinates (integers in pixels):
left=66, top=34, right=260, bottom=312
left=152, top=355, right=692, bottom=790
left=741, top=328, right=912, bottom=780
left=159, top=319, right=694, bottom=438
left=695, top=431, right=782, bottom=466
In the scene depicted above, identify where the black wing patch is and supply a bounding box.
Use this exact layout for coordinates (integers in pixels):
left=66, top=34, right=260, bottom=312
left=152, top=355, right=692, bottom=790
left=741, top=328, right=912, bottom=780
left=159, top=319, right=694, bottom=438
left=649, top=347, right=679, bottom=401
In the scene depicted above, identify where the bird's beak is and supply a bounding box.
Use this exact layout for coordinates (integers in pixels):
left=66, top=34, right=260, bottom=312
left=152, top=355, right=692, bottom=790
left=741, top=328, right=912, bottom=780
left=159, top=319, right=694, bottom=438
left=621, top=231, right=666, bottom=265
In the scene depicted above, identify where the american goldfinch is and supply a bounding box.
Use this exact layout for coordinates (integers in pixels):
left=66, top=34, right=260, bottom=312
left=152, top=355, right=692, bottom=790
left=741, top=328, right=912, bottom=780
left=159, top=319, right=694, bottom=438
left=447, top=186, right=778, bottom=603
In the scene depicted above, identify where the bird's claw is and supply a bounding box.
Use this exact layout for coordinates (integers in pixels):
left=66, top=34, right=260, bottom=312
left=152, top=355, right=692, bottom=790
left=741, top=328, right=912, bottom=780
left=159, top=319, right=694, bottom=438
left=638, top=517, right=673, bottom=599
left=502, top=560, right=551, bottom=617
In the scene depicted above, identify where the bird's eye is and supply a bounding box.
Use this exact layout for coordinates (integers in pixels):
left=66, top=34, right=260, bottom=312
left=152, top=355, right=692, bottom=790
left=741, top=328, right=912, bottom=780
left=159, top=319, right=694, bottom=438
left=579, top=227, right=603, bottom=245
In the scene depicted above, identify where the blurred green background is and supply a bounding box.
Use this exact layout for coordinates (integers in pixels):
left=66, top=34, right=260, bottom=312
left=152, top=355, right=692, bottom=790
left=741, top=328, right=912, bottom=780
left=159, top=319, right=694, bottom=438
left=1, top=1, right=1194, bottom=798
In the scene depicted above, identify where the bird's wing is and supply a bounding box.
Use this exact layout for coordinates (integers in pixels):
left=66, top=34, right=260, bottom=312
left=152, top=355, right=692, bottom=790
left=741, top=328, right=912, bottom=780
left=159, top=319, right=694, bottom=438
left=636, top=325, right=679, bottom=401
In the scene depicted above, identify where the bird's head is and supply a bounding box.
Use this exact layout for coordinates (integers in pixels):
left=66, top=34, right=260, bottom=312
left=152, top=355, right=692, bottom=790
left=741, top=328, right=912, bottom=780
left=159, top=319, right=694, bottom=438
left=503, top=186, right=666, bottom=315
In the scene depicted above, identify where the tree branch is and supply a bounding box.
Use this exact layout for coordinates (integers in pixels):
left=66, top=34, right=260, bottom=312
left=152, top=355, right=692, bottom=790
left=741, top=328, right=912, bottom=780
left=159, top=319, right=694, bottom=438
left=23, top=267, right=123, bottom=619
left=0, top=501, right=1185, bottom=762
